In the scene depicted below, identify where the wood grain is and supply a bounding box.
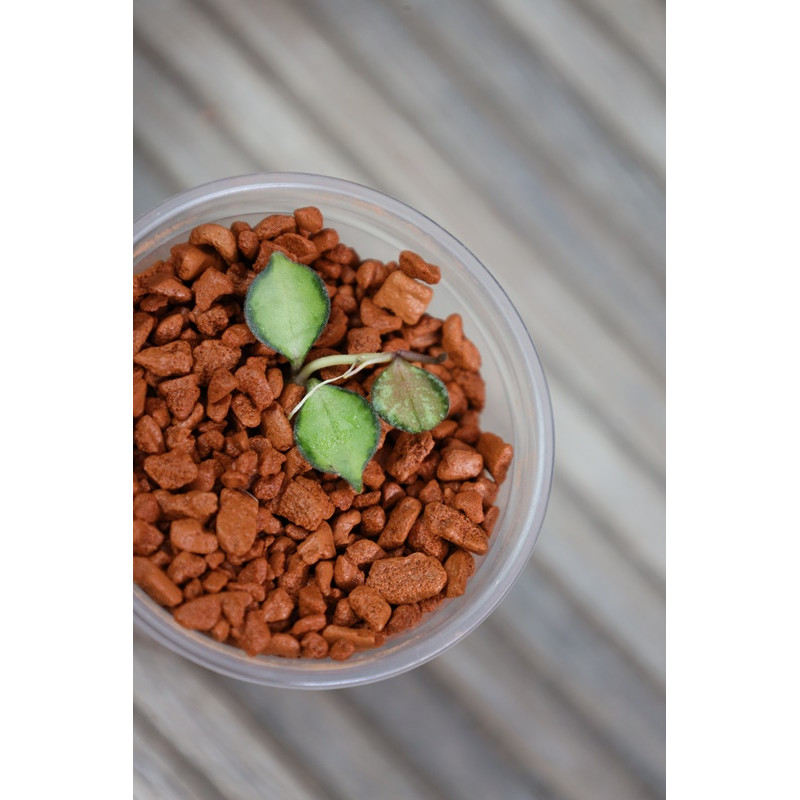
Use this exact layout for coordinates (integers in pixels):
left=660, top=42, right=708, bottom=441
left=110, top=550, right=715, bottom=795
left=133, top=0, right=666, bottom=796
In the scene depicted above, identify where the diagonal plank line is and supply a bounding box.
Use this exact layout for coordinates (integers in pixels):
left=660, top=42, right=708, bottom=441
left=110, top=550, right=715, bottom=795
left=386, top=0, right=665, bottom=286
left=286, top=0, right=666, bottom=379
left=565, top=0, right=666, bottom=89
left=483, top=618, right=665, bottom=798
left=134, top=705, right=229, bottom=800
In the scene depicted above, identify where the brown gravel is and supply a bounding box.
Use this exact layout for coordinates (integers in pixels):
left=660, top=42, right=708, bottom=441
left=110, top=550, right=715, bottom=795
left=134, top=207, right=513, bottom=660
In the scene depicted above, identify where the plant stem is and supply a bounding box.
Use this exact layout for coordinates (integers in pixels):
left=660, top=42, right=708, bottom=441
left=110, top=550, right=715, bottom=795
left=293, top=349, right=446, bottom=386
left=293, top=352, right=393, bottom=386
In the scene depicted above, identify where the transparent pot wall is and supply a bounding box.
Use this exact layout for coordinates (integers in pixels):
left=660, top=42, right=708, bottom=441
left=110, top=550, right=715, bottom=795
left=134, top=174, right=554, bottom=688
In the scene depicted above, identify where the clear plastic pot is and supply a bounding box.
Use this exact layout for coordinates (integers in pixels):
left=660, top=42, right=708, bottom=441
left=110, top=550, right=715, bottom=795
left=133, top=173, right=554, bottom=688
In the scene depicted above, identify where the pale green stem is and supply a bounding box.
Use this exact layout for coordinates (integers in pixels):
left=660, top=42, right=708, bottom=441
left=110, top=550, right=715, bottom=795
left=289, top=354, right=392, bottom=419
left=292, top=351, right=393, bottom=386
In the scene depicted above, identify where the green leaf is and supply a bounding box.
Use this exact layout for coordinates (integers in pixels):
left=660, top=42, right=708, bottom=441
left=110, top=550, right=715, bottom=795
left=371, top=357, right=449, bottom=432
left=243, top=252, right=330, bottom=371
left=294, top=381, right=380, bottom=492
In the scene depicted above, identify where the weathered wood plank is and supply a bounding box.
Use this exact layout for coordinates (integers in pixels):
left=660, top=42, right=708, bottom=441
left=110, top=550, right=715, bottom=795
left=377, top=0, right=665, bottom=276
left=286, top=0, right=666, bottom=365
left=224, top=674, right=446, bottom=800
left=491, top=0, right=665, bottom=175
left=134, top=708, right=227, bottom=800
left=341, top=669, right=553, bottom=800
left=493, top=564, right=665, bottom=794
left=134, top=634, right=326, bottom=800
left=548, top=379, right=665, bottom=578
left=133, top=142, right=178, bottom=220
left=132, top=0, right=370, bottom=184
left=536, top=485, right=666, bottom=683
left=133, top=47, right=258, bottom=194
left=428, top=625, right=660, bottom=800
left=568, top=0, right=666, bottom=82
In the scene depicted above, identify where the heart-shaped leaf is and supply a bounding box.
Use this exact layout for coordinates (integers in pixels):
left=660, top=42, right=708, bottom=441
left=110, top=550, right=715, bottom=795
left=371, top=357, right=449, bottom=432
left=244, top=252, right=330, bottom=372
left=294, top=381, right=380, bottom=492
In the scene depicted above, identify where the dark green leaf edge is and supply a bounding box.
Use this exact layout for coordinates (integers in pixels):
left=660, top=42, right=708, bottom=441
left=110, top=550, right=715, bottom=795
left=293, top=382, right=381, bottom=492
left=243, top=252, right=331, bottom=371
left=370, top=360, right=450, bottom=433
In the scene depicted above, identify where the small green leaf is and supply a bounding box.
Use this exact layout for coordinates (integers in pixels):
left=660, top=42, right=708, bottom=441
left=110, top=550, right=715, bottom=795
left=371, top=357, right=449, bottom=432
left=294, top=381, right=380, bottom=492
left=244, top=252, right=330, bottom=371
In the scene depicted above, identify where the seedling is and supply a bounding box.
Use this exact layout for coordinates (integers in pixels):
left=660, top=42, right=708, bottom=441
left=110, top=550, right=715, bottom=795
left=244, top=253, right=449, bottom=491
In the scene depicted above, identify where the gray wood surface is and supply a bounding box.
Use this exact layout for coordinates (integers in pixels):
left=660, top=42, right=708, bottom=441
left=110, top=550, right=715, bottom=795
left=133, top=0, right=665, bottom=797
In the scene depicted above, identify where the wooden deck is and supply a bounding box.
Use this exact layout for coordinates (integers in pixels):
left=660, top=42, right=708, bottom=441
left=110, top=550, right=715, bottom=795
left=133, top=1, right=665, bottom=797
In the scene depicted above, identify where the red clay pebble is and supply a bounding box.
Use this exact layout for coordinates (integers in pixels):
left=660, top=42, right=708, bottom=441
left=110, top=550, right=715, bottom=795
left=133, top=415, right=164, bottom=454
left=277, top=476, right=335, bottom=530
left=133, top=492, right=161, bottom=523
left=292, top=613, right=327, bottom=636
left=407, top=518, right=449, bottom=561
left=322, top=625, right=380, bottom=650
left=348, top=586, right=392, bottom=631
left=366, top=552, right=448, bottom=604
left=220, top=591, right=251, bottom=628
left=301, top=631, right=330, bottom=659
left=134, top=341, right=193, bottom=377
left=333, top=598, right=358, bottom=626
left=377, top=496, right=422, bottom=549
left=192, top=340, right=241, bottom=383
left=373, top=269, right=434, bottom=325
left=329, top=638, right=356, bottom=661
left=168, top=551, right=207, bottom=584
left=334, top=555, right=365, bottom=592
left=133, top=557, right=183, bottom=607
left=173, top=594, right=222, bottom=631
left=294, top=206, right=324, bottom=234
left=189, top=223, right=238, bottom=265
left=143, top=450, right=198, bottom=490
left=386, top=431, right=435, bottom=483
left=298, top=585, right=327, bottom=616
left=436, top=447, right=484, bottom=481
left=477, top=432, right=514, bottom=484
left=207, top=368, right=238, bottom=404
left=171, top=242, right=219, bottom=281
left=235, top=364, right=274, bottom=411
left=238, top=610, right=272, bottom=656
left=254, top=213, right=296, bottom=240
left=423, top=501, right=489, bottom=555
left=385, top=603, right=422, bottom=635
left=158, top=374, right=200, bottom=421
left=133, top=520, right=163, bottom=556
left=155, top=490, right=218, bottom=523
left=261, top=402, right=295, bottom=451
left=398, top=250, right=441, bottom=284
left=133, top=312, right=155, bottom=354
left=169, top=518, right=218, bottom=554
left=262, top=587, right=295, bottom=622
left=264, top=633, right=301, bottom=658
left=444, top=549, right=475, bottom=598
left=296, top=522, right=336, bottom=565
left=453, top=490, right=483, bottom=523
left=203, top=570, right=230, bottom=593
left=133, top=374, right=147, bottom=417
left=215, top=488, right=258, bottom=556
left=344, top=539, right=386, bottom=567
